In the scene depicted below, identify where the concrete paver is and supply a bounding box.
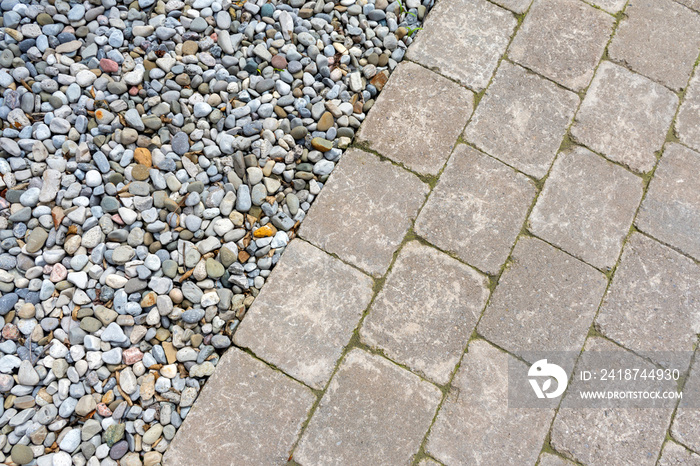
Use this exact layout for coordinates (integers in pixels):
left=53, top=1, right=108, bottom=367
left=671, top=355, right=700, bottom=453
left=659, top=442, right=700, bottom=465
left=676, top=71, right=700, bottom=152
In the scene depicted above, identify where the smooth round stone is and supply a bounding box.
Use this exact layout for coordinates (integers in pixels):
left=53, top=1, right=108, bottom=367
left=11, top=444, right=33, bottom=465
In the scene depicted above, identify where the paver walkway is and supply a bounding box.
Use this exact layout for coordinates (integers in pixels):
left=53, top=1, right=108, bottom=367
left=165, top=0, right=700, bottom=464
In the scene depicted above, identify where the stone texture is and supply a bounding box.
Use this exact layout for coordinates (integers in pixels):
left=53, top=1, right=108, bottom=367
left=528, top=146, right=643, bottom=270
left=571, top=61, right=678, bottom=174
left=636, top=143, right=700, bottom=261
left=508, top=0, right=614, bottom=91
left=299, top=148, right=428, bottom=277
left=360, top=241, right=490, bottom=385
left=406, top=0, right=516, bottom=91
left=677, top=72, right=700, bottom=152
left=659, top=442, right=700, bottom=465
left=426, top=340, right=554, bottom=465
left=357, top=62, right=474, bottom=175
left=490, top=0, right=532, bottom=13
left=676, top=0, right=700, bottom=12
left=464, top=61, right=579, bottom=179
left=415, top=145, right=536, bottom=274
left=671, top=356, right=700, bottom=453
left=586, top=0, right=627, bottom=13
left=163, top=348, right=315, bottom=465
left=608, top=0, right=700, bottom=91
left=538, top=452, right=577, bottom=466
left=295, top=349, right=441, bottom=465
left=478, top=236, right=607, bottom=358
left=233, top=240, right=374, bottom=389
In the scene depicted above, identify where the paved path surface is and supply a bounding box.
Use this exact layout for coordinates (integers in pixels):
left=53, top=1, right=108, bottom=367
left=166, top=0, right=700, bottom=464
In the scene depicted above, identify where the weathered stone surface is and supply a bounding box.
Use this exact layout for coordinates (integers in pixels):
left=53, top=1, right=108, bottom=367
left=509, top=0, right=614, bottom=91
left=676, top=0, right=700, bottom=12
left=587, top=0, right=627, bottom=13
left=406, top=0, right=516, bottom=91
left=360, top=242, right=489, bottom=384
left=538, top=452, right=577, bottom=466
left=295, top=349, right=441, bottom=465
left=671, top=358, right=700, bottom=453
left=427, top=340, right=554, bottom=465
left=608, top=0, right=700, bottom=91
left=464, top=62, right=578, bottom=178
left=163, top=348, right=315, bottom=465
left=658, top=442, right=700, bottom=465
left=358, top=62, right=473, bottom=175
left=571, top=61, right=678, bottom=174
left=233, top=240, right=374, bottom=389
left=300, top=148, right=428, bottom=277
left=636, top=143, right=700, bottom=261
left=529, top=146, right=643, bottom=270
left=677, top=72, right=700, bottom=152
left=490, top=0, right=532, bottom=13
left=415, top=145, right=536, bottom=274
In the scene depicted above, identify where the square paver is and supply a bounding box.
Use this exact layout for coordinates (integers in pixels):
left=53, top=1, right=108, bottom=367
left=659, top=442, right=700, bottom=465
left=233, top=239, right=374, bottom=389
left=528, top=146, right=643, bottom=270
left=671, top=356, right=700, bottom=453
left=508, top=0, right=614, bottom=91
left=406, top=0, right=516, bottom=91
left=608, top=0, right=700, bottom=91
left=357, top=62, right=473, bottom=176
left=163, top=348, right=315, bottom=465
left=491, top=0, right=532, bottom=13
left=636, top=143, right=700, bottom=261
left=677, top=71, right=700, bottom=152
left=426, top=340, right=555, bottom=465
left=464, top=61, right=579, bottom=179
left=538, top=452, right=577, bottom=466
left=295, top=349, right=441, bottom=465
left=360, top=241, right=490, bottom=385
left=415, top=145, right=536, bottom=274
left=478, top=236, right=607, bottom=358
left=571, top=61, right=679, bottom=174
left=299, top=148, right=428, bottom=277
left=586, top=0, right=627, bottom=13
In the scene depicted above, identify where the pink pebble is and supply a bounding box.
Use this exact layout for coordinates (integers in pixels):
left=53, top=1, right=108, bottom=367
left=99, top=58, right=119, bottom=73
left=50, top=263, right=67, bottom=283
left=122, top=347, right=143, bottom=365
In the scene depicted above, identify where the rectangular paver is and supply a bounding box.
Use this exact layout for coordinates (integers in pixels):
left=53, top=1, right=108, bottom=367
left=587, top=0, right=627, bottom=13
left=415, top=144, right=536, bottom=274
left=299, top=148, right=428, bottom=277
left=294, top=349, right=441, bottom=465
left=508, top=0, right=614, bottom=92
left=676, top=71, right=700, bottom=152
left=163, top=348, right=315, bottom=465
left=528, top=146, right=643, bottom=270
left=360, top=241, right=490, bottom=385
left=659, top=442, right=700, bottom=465
left=464, top=61, right=579, bottom=179
left=671, top=354, right=700, bottom=453
left=233, top=239, right=374, bottom=389
left=491, top=0, right=532, bottom=13
left=406, top=0, right=517, bottom=91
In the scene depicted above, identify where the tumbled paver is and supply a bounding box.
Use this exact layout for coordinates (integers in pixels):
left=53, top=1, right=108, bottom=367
left=164, top=348, right=315, bottom=465
left=299, top=148, right=428, bottom=277
left=538, top=452, right=577, bottom=465
left=491, top=0, right=532, bottom=13
left=360, top=241, right=490, bottom=385
left=406, top=0, right=516, bottom=91
left=608, top=0, right=700, bottom=91
left=528, top=146, right=643, bottom=270
left=233, top=239, right=374, bottom=389
left=464, top=61, right=579, bottom=179
left=294, top=349, right=441, bottom=465
left=478, top=236, right=607, bottom=358
left=551, top=338, right=676, bottom=465
left=571, top=61, right=678, bottom=174
left=671, top=356, right=700, bottom=453
left=415, top=144, right=536, bottom=274
left=357, top=62, right=473, bottom=176
left=587, top=0, right=627, bottom=13
left=659, top=442, right=700, bottom=465
left=508, top=0, right=614, bottom=91
left=677, top=72, right=700, bottom=152
left=427, top=340, right=554, bottom=465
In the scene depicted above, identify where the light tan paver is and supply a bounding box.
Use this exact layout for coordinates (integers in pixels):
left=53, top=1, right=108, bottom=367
left=677, top=0, right=700, bottom=12
left=671, top=354, right=700, bottom=453
left=357, top=62, right=474, bottom=176
left=538, top=452, right=577, bottom=465
left=586, top=0, right=627, bottom=13
left=233, top=239, right=374, bottom=389
left=360, top=241, right=490, bottom=385
left=677, top=71, right=700, bottom=152
left=163, top=348, right=315, bottom=465
left=294, top=349, right=441, bottom=465
left=659, top=442, right=700, bottom=465
left=464, top=61, right=579, bottom=179
left=299, top=148, right=428, bottom=277
left=406, top=0, right=517, bottom=91
left=415, top=144, right=536, bottom=274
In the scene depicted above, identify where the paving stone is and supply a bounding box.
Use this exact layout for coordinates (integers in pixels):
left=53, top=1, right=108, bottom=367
left=538, top=452, right=577, bottom=465
left=426, top=340, right=554, bottom=465
left=415, top=145, right=536, bottom=274
left=508, top=0, right=614, bottom=91
left=360, top=241, right=489, bottom=385
left=163, top=348, right=315, bottom=465
left=595, top=233, right=700, bottom=370
left=608, top=0, right=700, bottom=91
left=676, top=72, right=700, bottom=152
left=676, top=0, right=700, bottom=12
left=406, top=0, right=516, bottom=91
left=659, top=442, right=700, bottom=465
left=234, top=240, right=373, bottom=389
left=464, top=61, right=579, bottom=179
left=671, top=356, right=700, bottom=453
left=586, top=0, right=627, bottom=13
left=490, top=0, right=532, bottom=13
left=571, top=61, right=678, bottom=174
left=299, top=148, right=428, bottom=277
left=528, top=146, right=643, bottom=270
left=478, top=236, right=607, bottom=358
left=357, top=62, right=474, bottom=175
left=417, top=459, right=442, bottom=466
left=294, top=349, right=441, bottom=465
